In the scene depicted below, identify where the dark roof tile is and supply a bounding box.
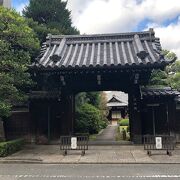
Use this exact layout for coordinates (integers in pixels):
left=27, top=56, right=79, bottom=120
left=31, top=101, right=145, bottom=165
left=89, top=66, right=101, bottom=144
left=32, top=29, right=174, bottom=70
left=142, top=87, right=180, bottom=97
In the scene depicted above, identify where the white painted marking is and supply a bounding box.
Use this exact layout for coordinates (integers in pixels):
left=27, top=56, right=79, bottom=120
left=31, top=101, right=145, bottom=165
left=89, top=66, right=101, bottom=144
left=1, top=174, right=180, bottom=178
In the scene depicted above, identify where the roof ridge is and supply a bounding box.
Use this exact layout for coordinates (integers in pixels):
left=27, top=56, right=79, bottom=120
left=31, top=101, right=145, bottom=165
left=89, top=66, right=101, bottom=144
left=32, top=29, right=172, bottom=70
left=47, top=29, right=154, bottom=40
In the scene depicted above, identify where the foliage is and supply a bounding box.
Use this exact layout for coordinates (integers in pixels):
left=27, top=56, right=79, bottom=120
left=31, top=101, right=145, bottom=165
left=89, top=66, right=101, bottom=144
left=26, top=18, right=60, bottom=44
left=75, top=92, right=108, bottom=134
left=75, top=103, right=107, bottom=134
left=169, top=72, right=180, bottom=91
left=167, top=61, right=180, bottom=90
left=23, top=0, right=79, bottom=35
left=99, top=92, right=108, bottom=110
left=116, top=126, right=130, bottom=141
left=0, top=138, right=24, bottom=157
left=75, top=92, right=101, bottom=109
left=75, top=92, right=88, bottom=110
left=149, top=69, right=168, bottom=86
left=167, top=61, right=180, bottom=73
left=119, top=126, right=128, bottom=132
left=0, top=7, right=40, bottom=117
left=149, top=50, right=180, bottom=90
left=119, top=119, right=129, bottom=126
left=162, top=50, right=176, bottom=60
left=86, top=92, right=101, bottom=108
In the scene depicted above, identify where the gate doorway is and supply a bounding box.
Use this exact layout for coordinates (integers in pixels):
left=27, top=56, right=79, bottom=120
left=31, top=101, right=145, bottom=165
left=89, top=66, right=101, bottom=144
left=30, top=29, right=172, bottom=144
left=74, top=91, right=131, bottom=144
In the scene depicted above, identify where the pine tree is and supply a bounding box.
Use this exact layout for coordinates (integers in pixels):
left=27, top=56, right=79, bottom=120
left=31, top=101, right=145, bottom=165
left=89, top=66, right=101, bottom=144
left=23, top=0, right=79, bottom=35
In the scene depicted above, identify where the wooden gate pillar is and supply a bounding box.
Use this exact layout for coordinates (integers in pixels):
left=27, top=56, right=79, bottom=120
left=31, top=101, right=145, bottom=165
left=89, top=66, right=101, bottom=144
left=168, top=99, right=176, bottom=136
left=61, top=92, right=75, bottom=135
left=29, top=101, right=38, bottom=143
left=129, top=84, right=142, bottom=144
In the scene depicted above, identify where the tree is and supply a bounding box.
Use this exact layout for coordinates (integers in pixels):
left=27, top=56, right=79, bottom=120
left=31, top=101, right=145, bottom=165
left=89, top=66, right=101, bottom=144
left=23, top=0, right=79, bottom=35
left=86, top=92, right=101, bottom=108
left=167, top=61, right=180, bottom=90
left=75, top=92, right=108, bottom=134
left=75, top=92, right=88, bottom=110
left=149, top=50, right=180, bottom=89
left=26, top=18, right=60, bottom=44
left=0, top=7, right=40, bottom=117
left=75, top=103, right=102, bottom=134
left=149, top=69, right=168, bottom=87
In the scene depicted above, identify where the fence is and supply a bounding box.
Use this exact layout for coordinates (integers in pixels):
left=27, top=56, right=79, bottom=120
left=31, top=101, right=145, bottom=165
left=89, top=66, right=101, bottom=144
left=60, top=134, right=89, bottom=156
left=143, top=135, right=176, bottom=156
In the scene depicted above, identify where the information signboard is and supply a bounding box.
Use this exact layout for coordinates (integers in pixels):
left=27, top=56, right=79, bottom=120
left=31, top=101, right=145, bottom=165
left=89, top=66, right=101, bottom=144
left=155, top=137, right=162, bottom=149
left=71, top=137, right=77, bottom=149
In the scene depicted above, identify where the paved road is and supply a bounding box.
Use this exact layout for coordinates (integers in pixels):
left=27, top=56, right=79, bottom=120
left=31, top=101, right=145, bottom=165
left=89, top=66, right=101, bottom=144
left=96, top=125, right=118, bottom=141
left=0, top=164, right=180, bottom=179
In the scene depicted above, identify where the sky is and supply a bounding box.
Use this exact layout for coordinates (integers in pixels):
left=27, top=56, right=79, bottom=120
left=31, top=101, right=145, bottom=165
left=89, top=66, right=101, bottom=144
left=12, top=0, right=180, bottom=59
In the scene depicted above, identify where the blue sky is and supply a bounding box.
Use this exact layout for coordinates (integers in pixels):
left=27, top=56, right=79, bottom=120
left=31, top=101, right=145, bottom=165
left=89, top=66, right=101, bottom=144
left=12, top=0, right=180, bottom=58
left=12, top=0, right=28, bottom=12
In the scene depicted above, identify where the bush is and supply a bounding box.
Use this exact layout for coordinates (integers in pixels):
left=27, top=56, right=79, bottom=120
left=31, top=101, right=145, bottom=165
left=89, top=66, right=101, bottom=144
left=99, top=119, right=108, bottom=129
left=0, top=138, right=25, bottom=157
left=75, top=103, right=107, bottom=134
left=119, top=126, right=128, bottom=133
left=119, top=119, right=129, bottom=126
left=127, top=125, right=130, bottom=132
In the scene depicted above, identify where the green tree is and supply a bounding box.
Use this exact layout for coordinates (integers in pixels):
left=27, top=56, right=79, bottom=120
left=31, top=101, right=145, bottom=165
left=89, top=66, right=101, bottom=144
left=86, top=92, right=101, bottom=108
left=75, top=103, right=102, bottom=134
left=167, top=61, right=180, bottom=90
left=149, top=69, right=168, bottom=87
left=75, top=92, right=88, bottom=110
left=0, top=7, right=40, bottom=117
left=23, top=0, right=79, bottom=35
left=26, top=18, right=60, bottom=44
left=149, top=50, right=179, bottom=89
left=75, top=92, right=108, bottom=134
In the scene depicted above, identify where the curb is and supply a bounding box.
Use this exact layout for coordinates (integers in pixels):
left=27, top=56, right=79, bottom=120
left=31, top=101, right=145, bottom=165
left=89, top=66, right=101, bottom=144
left=1, top=160, right=180, bottom=165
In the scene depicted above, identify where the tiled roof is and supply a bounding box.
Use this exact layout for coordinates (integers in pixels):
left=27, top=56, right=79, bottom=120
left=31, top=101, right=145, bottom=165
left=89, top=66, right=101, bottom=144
left=142, top=87, right=180, bottom=97
left=106, top=91, right=128, bottom=104
left=106, top=91, right=128, bottom=107
left=32, top=29, right=174, bottom=70
left=107, top=101, right=128, bottom=107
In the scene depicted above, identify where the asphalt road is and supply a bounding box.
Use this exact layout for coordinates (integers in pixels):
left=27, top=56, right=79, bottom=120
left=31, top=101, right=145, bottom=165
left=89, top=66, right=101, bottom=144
left=0, top=164, right=180, bottom=179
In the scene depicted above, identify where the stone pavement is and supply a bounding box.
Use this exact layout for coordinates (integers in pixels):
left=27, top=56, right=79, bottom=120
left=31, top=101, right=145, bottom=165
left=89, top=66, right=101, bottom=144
left=0, top=144, right=180, bottom=164
left=95, top=125, right=117, bottom=141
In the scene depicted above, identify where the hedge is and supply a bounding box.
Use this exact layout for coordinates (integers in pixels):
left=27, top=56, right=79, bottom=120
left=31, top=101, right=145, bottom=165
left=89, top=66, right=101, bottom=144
left=119, top=119, right=129, bottom=126
left=0, top=138, right=25, bottom=157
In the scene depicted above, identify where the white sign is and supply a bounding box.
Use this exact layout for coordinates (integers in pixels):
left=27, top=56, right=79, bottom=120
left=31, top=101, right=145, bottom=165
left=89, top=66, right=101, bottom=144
left=71, top=137, right=77, bottom=149
left=155, top=137, right=162, bottom=149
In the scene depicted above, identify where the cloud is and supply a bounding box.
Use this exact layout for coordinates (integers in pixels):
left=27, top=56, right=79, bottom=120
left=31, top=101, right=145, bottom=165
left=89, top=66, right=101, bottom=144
left=151, top=17, right=180, bottom=59
left=66, top=0, right=180, bottom=34
left=66, top=0, right=180, bottom=58
left=66, top=0, right=93, bottom=26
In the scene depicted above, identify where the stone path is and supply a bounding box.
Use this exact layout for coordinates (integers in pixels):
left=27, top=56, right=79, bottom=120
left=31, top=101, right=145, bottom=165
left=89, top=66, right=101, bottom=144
left=95, top=125, right=118, bottom=141
left=1, top=145, right=180, bottom=164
